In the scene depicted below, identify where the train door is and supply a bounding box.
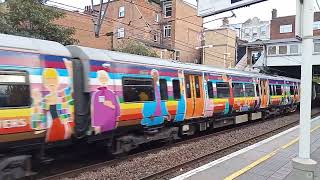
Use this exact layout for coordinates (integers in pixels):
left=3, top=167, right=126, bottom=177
left=185, top=74, right=205, bottom=119
left=260, top=79, right=269, bottom=108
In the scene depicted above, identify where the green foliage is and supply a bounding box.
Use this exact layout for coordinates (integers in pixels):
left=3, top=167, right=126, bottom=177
left=0, top=0, right=78, bottom=45
left=115, top=40, right=160, bottom=58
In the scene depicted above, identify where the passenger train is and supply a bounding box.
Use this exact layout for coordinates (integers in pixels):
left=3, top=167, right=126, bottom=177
left=0, top=34, right=301, bottom=179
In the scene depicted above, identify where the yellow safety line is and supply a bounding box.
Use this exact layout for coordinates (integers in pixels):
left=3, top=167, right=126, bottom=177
left=223, top=124, right=320, bottom=180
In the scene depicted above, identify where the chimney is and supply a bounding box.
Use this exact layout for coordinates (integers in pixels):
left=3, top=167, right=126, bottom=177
left=222, top=17, right=229, bottom=26
left=272, top=9, right=277, bottom=19
left=84, top=5, right=93, bottom=15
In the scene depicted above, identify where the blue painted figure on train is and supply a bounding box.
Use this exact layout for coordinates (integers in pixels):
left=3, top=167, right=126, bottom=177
left=175, top=70, right=186, bottom=121
left=141, top=69, right=165, bottom=126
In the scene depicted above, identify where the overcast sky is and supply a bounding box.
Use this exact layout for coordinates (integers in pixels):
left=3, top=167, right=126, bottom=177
left=47, top=0, right=317, bottom=28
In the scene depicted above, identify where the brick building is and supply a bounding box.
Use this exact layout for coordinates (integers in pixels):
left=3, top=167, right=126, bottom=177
left=203, top=28, right=237, bottom=68
left=88, top=0, right=203, bottom=62
left=270, top=9, right=320, bottom=40
left=54, top=10, right=113, bottom=49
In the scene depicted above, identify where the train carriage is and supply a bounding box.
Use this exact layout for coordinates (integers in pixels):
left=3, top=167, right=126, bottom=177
left=0, top=34, right=301, bottom=179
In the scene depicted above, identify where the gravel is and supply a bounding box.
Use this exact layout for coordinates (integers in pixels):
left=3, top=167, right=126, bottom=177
left=60, top=112, right=304, bottom=180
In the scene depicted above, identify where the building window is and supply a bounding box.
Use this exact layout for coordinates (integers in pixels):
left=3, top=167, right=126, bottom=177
left=153, top=33, right=158, bottom=42
left=314, top=42, right=320, bottom=53
left=172, top=79, right=181, bottom=100
left=216, top=82, right=230, bottom=98
left=207, top=81, right=214, bottom=98
left=233, top=83, right=244, bottom=97
left=244, top=28, right=250, bottom=37
left=159, top=79, right=168, bottom=100
left=163, top=2, right=172, bottom=18
left=164, top=25, right=171, bottom=38
left=260, top=25, right=267, bottom=35
left=314, top=21, right=320, bottom=30
left=155, top=13, right=160, bottom=22
left=122, top=77, right=155, bottom=102
left=252, top=27, right=258, bottom=37
left=0, top=72, right=30, bottom=108
left=119, top=6, right=125, bottom=18
left=289, top=44, right=299, bottom=54
left=117, top=28, right=125, bottom=38
left=280, top=24, right=292, bottom=33
left=268, top=46, right=277, bottom=55
left=279, top=45, right=287, bottom=55
left=175, top=50, right=180, bottom=61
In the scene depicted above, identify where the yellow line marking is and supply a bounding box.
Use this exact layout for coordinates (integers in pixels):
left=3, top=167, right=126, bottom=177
left=223, top=123, right=320, bottom=180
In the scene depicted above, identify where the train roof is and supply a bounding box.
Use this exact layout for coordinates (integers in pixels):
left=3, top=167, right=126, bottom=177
left=67, top=45, right=300, bottom=82
left=0, top=33, right=71, bottom=57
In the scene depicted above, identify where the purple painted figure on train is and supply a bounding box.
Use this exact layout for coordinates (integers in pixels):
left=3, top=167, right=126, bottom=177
left=91, top=70, right=120, bottom=134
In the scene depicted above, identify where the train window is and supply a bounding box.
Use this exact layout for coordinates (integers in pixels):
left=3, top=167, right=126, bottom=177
left=194, top=76, right=201, bottom=98
left=233, top=83, right=244, bottom=97
left=255, top=84, right=260, bottom=96
left=0, top=72, right=30, bottom=108
left=269, top=85, right=273, bottom=95
left=290, top=86, right=295, bottom=95
left=185, top=76, right=191, bottom=98
left=123, top=77, right=155, bottom=102
left=244, top=83, right=255, bottom=97
left=207, top=81, right=214, bottom=98
left=172, top=79, right=181, bottom=100
left=159, top=79, right=168, bottom=100
left=216, top=82, right=230, bottom=98
left=275, top=85, right=282, bottom=95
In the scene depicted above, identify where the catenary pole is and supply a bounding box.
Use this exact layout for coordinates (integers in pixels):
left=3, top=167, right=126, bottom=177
left=298, top=0, right=314, bottom=159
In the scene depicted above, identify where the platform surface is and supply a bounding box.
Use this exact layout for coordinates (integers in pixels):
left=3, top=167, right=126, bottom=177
left=172, top=117, right=320, bottom=180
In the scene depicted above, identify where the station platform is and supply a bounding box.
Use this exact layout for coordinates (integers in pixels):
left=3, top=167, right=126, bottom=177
left=172, top=117, right=320, bottom=180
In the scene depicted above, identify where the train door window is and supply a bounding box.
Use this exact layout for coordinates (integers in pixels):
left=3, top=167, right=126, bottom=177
left=269, top=85, right=273, bottom=95
left=159, top=79, right=168, bottom=100
left=194, top=76, right=201, bottom=98
left=244, top=83, right=255, bottom=97
left=172, top=79, right=181, bottom=100
left=216, top=82, right=230, bottom=98
left=275, top=85, right=282, bottom=95
left=207, top=81, right=214, bottom=98
left=0, top=72, right=30, bottom=108
left=255, top=84, right=260, bottom=96
left=290, top=86, right=295, bottom=95
left=185, top=76, right=191, bottom=98
left=123, top=77, right=155, bottom=102
left=233, top=83, right=244, bottom=97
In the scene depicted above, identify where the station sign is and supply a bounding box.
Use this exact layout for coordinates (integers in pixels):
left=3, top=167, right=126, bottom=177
left=197, top=0, right=268, bottom=17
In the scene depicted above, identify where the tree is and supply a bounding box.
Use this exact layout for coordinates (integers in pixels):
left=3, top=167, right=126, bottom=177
left=0, top=0, right=78, bottom=45
left=115, top=40, right=160, bottom=58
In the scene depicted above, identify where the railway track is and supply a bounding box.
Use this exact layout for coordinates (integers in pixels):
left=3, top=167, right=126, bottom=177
left=39, top=111, right=320, bottom=180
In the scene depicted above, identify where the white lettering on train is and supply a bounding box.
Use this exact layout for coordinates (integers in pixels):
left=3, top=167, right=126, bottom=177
left=0, top=119, right=27, bottom=129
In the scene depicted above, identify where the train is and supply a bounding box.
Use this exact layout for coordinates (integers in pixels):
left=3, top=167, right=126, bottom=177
left=0, top=34, right=301, bottom=179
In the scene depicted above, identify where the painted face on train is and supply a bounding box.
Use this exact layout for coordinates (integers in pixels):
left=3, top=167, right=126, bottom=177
left=43, top=68, right=59, bottom=93
left=151, top=69, right=159, bottom=82
left=97, top=70, right=109, bottom=86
